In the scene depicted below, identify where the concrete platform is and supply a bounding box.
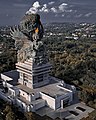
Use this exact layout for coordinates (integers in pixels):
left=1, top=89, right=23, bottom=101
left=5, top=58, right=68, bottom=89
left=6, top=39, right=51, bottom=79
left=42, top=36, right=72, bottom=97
left=36, top=102, right=94, bottom=120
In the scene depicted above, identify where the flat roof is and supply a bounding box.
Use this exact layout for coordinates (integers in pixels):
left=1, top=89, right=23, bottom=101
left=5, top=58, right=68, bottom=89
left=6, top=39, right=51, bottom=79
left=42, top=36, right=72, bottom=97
left=1, top=70, right=19, bottom=86
left=2, top=70, right=18, bottom=80
left=31, top=99, right=45, bottom=105
left=16, top=79, right=70, bottom=99
left=16, top=84, right=37, bottom=94
left=39, top=83, right=69, bottom=98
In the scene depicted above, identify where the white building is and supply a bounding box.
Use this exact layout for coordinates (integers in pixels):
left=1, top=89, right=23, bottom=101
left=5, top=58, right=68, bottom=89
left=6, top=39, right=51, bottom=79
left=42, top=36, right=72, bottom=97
left=0, top=58, right=75, bottom=112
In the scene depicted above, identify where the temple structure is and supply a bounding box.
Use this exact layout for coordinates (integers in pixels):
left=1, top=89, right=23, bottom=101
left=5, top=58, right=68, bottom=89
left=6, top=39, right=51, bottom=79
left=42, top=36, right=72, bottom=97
left=1, top=58, right=74, bottom=112
left=16, top=58, right=52, bottom=89
left=0, top=13, right=75, bottom=112
left=0, top=13, right=94, bottom=120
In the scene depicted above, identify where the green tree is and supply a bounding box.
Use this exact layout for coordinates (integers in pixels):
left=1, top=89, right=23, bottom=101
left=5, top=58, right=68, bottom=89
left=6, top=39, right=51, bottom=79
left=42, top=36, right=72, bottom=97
left=25, top=112, right=36, bottom=120
left=6, top=111, right=16, bottom=120
left=0, top=114, right=3, bottom=120
left=3, top=105, right=12, bottom=114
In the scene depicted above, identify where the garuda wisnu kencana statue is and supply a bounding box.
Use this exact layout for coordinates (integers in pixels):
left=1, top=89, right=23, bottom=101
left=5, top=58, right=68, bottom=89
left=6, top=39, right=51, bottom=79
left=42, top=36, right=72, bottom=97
left=11, top=13, right=46, bottom=64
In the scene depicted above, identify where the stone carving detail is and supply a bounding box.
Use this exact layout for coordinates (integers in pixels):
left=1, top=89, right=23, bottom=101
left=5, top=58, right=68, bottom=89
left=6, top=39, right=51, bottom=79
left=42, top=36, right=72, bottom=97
left=11, top=14, right=47, bottom=65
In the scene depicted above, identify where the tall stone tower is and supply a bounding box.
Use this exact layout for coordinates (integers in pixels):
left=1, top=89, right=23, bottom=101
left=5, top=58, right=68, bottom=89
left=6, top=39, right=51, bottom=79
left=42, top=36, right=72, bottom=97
left=11, top=13, right=52, bottom=89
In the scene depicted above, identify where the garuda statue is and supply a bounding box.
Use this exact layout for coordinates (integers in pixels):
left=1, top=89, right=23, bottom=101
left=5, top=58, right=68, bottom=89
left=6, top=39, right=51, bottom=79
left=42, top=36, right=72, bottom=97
left=11, top=13, right=45, bottom=64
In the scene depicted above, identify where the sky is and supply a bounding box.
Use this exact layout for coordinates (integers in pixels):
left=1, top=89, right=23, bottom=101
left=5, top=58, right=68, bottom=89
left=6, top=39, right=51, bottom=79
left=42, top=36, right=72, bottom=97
left=0, top=0, right=96, bottom=26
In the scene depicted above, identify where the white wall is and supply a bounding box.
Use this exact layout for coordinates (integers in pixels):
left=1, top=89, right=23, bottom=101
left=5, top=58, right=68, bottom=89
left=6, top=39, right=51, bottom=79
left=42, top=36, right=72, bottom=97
left=9, top=87, right=19, bottom=97
left=27, top=81, right=33, bottom=89
left=18, top=78, right=23, bottom=85
left=19, top=89, right=40, bottom=102
left=16, top=98, right=27, bottom=112
left=1, top=74, right=13, bottom=81
left=3, top=81, right=13, bottom=88
left=40, top=92, right=56, bottom=110
left=19, top=89, right=29, bottom=101
left=9, top=88, right=15, bottom=96
left=16, top=98, right=45, bottom=112
left=27, top=105, right=34, bottom=112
